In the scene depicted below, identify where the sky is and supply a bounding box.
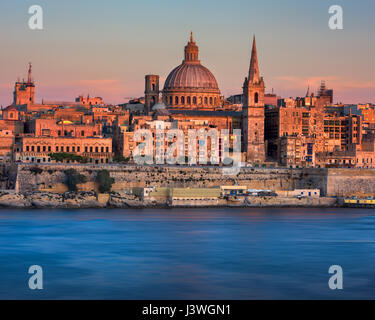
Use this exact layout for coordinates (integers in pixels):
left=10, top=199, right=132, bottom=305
left=0, top=0, right=374, bottom=106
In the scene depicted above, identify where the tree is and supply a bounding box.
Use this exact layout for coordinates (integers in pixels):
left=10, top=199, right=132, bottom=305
left=113, top=154, right=130, bottom=163
left=95, top=170, right=115, bottom=193
left=64, top=169, right=87, bottom=192
left=49, top=153, right=88, bottom=163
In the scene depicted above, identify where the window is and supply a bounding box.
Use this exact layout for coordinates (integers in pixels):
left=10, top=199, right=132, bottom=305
left=95, top=147, right=98, bottom=152
left=56, top=146, right=59, bottom=152
left=81, top=131, right=85, bottom=137
left=37, top=146, right=40, bottom=152
left=175, top=96, right=179, bottom=105
left=77, top=146, right=80, bottom=152
left=254, top=92, right=259, bottom=104
left=181, top=96, right=185, bottom=104
left=209, top=97, right=213, bottom=105
left=106, top=147, right=109, bottom=152
left=26, top=146, right=29, bottom=151
left=193, top=97, right=197, bottom=104
left=187, top=96, right=191, bottom=104
left=204, top=97, right=208, bottom=105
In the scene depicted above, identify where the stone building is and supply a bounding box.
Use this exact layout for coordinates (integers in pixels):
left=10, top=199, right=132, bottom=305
left=242, top=36, right=266, bottom=163
left=13, top=63, right=35, bottom=107
left=14, top=136, right=113, bottom=164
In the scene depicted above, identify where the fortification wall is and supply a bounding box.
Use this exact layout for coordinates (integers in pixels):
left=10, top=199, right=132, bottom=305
left=10, top=164, right=375, bottom=197
left=12, top=164, right=325, bottom=193
left=326, top=169, right=375, bottom=197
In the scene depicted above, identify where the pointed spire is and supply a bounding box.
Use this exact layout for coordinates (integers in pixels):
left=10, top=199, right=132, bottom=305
left=248, top=35, right=260, bottom=83
left=27, top=62, right=32, bottom=84
left=306, top=85, right=310, bottom=97
left=190, top=31, right=194, bottom=43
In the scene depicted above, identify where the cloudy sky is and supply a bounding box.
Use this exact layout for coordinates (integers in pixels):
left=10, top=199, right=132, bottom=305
left=0, top=0, right=374, bottom=106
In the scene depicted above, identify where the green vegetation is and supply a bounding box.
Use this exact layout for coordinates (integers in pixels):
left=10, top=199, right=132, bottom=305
left=64, top=169, right=87, bottom=192
left=49, top=153, right=88, bottom=163
left=95, top=170, right=115, bottom=193
left=112, top=154, right=130, bottom=163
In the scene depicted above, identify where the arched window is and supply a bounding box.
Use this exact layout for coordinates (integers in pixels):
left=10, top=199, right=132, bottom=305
left=204, top=97, right=208, bottom=105
left=181, top=96, right=185, bottom=104
left=209, top=97, right=213, bottom=105
left=254, top=92, right=259, bottom=104
left=169, top=96, right=173, bottom=105
left=152, top=84, right=155, bottom=91
left=187, top=96, right=191, bottom=104
left=193, top=97, right=197, bottom=104
left=175, top=96, right=179, bottom=105
left=214, top=97, right=217, bottom=105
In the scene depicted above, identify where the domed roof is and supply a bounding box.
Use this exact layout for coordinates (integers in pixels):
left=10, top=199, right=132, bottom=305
left=152, top=102, right=167, bottom=110
left=164, top=63, right=219, bottom=91
left=163, top=32, right=220, bottom=93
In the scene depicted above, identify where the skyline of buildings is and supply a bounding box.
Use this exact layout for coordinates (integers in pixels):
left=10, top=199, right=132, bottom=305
left=0, top=32, right=375, bottom=169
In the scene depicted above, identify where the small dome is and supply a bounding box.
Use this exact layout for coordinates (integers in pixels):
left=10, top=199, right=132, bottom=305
left=152, top=102, right=167, bottom=110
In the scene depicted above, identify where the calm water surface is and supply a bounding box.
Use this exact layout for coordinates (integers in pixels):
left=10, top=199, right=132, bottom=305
left=0, top=208, right=374, bottom=299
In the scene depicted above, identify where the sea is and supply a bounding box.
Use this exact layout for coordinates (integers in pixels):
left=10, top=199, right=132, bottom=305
left=0, top=207, right=374, bottom=299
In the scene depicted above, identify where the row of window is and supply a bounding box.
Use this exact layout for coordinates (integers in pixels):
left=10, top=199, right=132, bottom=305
left=24, top=145, right=110, bottom=153
left=328, top=158, right=374, bottom=164
left=24, top=157, right=110, bottom=164
left=56, top=130, right=97, bottom=137
left=167, top=96, right=218, bottom=106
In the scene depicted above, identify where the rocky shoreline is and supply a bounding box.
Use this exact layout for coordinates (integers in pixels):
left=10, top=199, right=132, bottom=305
left=0, top=191, right=344, bottom=209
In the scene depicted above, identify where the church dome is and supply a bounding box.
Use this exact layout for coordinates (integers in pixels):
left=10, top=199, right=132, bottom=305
left=162, top=32, right=221, bottom=109
left=164, top=63, right=219, bottom=92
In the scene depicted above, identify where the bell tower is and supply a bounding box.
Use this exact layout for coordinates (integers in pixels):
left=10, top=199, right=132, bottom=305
left=13, top=63, right=35, bottom=107
left=145, top=74, right=159, bottom=114
left=242, top=36, right=265, bottom=163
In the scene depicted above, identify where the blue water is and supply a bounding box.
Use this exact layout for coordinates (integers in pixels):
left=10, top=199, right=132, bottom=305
left=0, top=208, right=374, bottom=299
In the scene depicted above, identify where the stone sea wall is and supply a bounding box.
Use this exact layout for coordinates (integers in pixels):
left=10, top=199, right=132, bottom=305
left=14, top=163, right=328, bottom=194
left=0, top=164, right=373, bottom=209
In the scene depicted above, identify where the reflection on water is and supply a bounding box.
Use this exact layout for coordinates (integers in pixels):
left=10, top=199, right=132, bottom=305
left=0, top=208, right=374, bottom=299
